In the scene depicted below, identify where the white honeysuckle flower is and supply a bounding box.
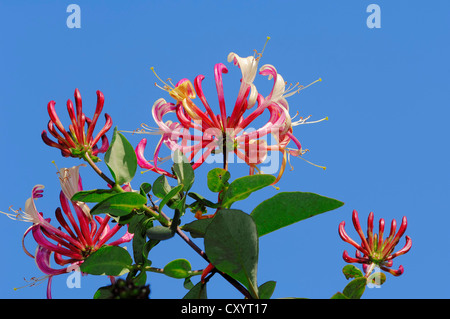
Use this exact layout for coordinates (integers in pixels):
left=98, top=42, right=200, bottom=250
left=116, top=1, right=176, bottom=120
left=56, top=164, right=90, bottom=217
left=227, top=52, right=260, bottom=109
left=57, top=164, right=86, bottom=200
left=1, top=184, right=44, bottom=224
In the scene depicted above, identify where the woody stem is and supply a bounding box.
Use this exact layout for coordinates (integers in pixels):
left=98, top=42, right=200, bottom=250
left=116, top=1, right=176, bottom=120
left=222, top=131, right=228, bottom=171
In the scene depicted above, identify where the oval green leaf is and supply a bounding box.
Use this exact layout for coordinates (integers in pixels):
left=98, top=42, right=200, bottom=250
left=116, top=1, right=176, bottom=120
left=221, top=174, right=275, bottom=208
left=343, top=277, right=367, bottom=299
left=207, top=168, right=230, bottom=192
left=251, top=192, right=344, bottom=236
left=204, top=209, right=259, bottom=298
left=104, top=127, right=137, bottom=185
left=163, top=259, right=192, bottom=279
left=80, top=246, right=132, bottom=276
left=90, top=192, right=147, bottom=217
left=71, top=188, right=119, bottom=203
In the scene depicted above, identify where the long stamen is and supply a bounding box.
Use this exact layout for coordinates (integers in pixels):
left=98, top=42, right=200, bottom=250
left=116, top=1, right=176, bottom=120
left=283, top=78, right=322, bottom=98
left=296, top=155, right=327, bottom=170
left=14, top=275, right=49, bottom=291
left=259, top=36, right=270, bottom=59
left=151, top=67, right=173, bottom=91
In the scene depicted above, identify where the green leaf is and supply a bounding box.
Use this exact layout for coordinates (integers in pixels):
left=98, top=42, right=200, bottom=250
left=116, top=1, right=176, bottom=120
left=221, top=174, right=276, bottom=209
left=146, top=225, right=175, bottom=240
left=342, top=277, right=367, bottom=299
left=183, top=281, right=207, bottom=299
left=204, top=209, right=259, bottom=298
left=367, top=270, right=386, bottom=287
left=163, top=259, right=192, bottom=279
left=330, top=292, right=349, bottom=299
left=104, top=127, right=137, bottom=185
left=258, top=281, right=276, bottom=299
left=251, top=192, right=344, bottom=237
left=172, top=150, right=195, bottom=192
left=159, top=184, right=184, bottom=213
left=128, top=214, right=153, bottom=265
left=152, top=175, right=172, bottom=199
left=139, top=182, right=152, bottom=197
left=90, top=192, right=147, bottom=217
left=207, top=168, right=230, bottom=192
left=71, top=188, right=119, bottom=203
left=188, top=192, right=219, bottom=208
left=342, top=265, right=364, bottom=280
left=183, top=277, right=195, bottom=290
left=80, top=246, right=132, bottom=276
left=182, top=219, right=214, bottom=238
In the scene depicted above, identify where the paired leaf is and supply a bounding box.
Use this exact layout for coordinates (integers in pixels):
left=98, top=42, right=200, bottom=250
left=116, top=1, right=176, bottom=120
left=221, top=174, right=276, bottom=208
left=251, top=192, right=344, bottom=237
left=204, top=209, right=259, bottom=298
left=80, top=246, right=132, bottom=276
left=104, top=127, right=137, bottom=185
left=90, top=192, right=147, bottom=217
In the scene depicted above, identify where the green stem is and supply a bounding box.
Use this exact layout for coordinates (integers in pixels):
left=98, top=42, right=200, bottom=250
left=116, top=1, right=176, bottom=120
left=142, top=205, right=167, bottom=226
left=82, top=153, right=116, bottom=187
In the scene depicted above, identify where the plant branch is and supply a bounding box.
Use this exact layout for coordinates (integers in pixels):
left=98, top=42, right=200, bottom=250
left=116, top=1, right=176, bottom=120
left=82, top=153, right=116, bottom=186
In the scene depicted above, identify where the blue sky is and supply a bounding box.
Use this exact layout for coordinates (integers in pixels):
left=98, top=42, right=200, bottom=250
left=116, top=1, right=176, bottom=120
left=1, top=0, right=449, bottom=299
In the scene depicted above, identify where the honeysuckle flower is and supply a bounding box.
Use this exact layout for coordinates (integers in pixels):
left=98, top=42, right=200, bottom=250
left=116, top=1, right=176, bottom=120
left=42, top=88, right=112, bottom=162
left=339, top=210, right=412, bottom=277
left=7, top=170, right=133, bottom=298
left=55, top=163, right=90, bottom=217
left=136, top=41, right=326, bottom=181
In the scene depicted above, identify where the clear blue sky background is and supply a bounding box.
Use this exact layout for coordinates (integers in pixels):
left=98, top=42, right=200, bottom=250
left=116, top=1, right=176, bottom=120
left=1, top=0, right=449, bottom=299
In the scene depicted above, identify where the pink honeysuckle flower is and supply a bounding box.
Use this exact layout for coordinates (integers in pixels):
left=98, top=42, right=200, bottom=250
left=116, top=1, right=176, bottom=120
left=41, top=88, right=112, bottom=162
left=136, top=41, right=326, bottom=182
left=338, top=210, right=412, bottom=277
left=6, top=170, right=133, bottom=298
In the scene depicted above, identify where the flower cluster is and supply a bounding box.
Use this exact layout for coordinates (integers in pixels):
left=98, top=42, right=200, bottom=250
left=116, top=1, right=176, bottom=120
left=136, top=41, right=325, bottom=183
left=9, top=165, right=132, bottom=298
left=339, top=210, right=412, bottom=276
left=41, top=88, right=112, bottom=162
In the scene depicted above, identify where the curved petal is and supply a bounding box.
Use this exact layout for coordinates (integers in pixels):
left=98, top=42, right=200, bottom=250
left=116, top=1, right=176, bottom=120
left=214, top=63, right=229, bottom=128
left=35, top=245, right=68, bottom=276
left=135, top=138, right=174, bottom=177
left=23, top=185, right=45, bottom=224
left=227, top=52, right=259, bottom=85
